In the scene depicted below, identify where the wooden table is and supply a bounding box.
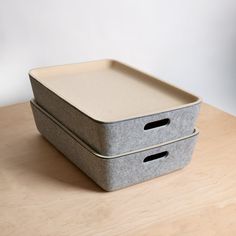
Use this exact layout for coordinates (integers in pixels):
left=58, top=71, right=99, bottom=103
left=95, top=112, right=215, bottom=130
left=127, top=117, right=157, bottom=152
left=0, top=102, right=236, bottom=236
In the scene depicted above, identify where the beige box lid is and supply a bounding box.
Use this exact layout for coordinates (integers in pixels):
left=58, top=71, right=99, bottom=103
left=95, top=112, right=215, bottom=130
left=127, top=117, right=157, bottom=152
left=29, top=59, right=200, bottom=122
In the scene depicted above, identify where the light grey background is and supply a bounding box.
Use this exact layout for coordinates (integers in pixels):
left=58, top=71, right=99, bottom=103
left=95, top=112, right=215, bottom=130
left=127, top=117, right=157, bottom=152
left=1, top=0, right=235, bottom=115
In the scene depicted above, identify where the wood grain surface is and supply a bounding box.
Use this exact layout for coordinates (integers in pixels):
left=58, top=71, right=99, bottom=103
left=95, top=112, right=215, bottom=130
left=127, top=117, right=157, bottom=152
left=0, top=102, right=236, bottom=236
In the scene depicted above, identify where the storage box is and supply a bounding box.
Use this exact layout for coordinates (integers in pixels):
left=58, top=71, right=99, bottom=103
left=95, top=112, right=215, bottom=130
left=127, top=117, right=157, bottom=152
left=29, top=59, right=201, bottom=156
left=31, top=100, right=199, bottom=191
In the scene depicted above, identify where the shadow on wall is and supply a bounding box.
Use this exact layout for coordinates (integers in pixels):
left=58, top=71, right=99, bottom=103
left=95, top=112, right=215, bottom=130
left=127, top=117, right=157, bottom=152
left=227, top=35, right=236, bottom=114
left=217, top=8, right=236, bottom=115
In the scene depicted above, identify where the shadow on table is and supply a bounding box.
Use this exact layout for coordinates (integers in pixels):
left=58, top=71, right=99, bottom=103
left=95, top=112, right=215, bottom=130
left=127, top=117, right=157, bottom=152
left=22, top=134, right=104, bottom=193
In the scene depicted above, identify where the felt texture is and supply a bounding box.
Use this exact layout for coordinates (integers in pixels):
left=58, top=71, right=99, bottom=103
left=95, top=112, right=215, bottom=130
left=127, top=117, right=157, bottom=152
left=31, top=100, right=198, bottom=191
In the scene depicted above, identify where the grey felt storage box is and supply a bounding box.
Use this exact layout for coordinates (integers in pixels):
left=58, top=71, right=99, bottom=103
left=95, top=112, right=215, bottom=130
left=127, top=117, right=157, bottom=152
left=29, top=59, right=201, bottom=156
left=31, top=100, right=199, bottom=191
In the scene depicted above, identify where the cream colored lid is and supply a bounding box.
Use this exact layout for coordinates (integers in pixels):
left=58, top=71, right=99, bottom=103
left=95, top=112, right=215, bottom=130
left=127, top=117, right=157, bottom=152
left=29, top=60, right=200, bottom=122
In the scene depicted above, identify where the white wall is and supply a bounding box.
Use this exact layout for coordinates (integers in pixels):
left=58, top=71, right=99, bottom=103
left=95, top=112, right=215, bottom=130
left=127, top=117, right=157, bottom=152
left=1, top=0, right=236, bottom=115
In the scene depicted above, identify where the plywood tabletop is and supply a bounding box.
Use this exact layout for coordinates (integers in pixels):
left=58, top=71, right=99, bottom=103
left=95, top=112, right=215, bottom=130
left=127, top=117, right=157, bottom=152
left=0, top=102, right=236, bottom=236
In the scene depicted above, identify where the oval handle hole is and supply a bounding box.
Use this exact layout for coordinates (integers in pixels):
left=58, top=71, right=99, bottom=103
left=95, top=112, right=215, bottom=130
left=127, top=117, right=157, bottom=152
left=144, top=118, right=170, bottom=130
left=143, top=151, right=169, bottom=163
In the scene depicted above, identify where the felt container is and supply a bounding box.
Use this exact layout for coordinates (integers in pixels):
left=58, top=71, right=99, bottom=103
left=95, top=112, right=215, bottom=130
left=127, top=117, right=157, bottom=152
left=31, top=100, right=199, bottom=191
left=29, top=59, right=201, bottom=156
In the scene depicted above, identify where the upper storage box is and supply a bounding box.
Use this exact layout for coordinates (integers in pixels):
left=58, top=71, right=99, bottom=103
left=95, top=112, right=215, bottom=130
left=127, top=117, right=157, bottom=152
left=29, top=59, right=201, bottom=156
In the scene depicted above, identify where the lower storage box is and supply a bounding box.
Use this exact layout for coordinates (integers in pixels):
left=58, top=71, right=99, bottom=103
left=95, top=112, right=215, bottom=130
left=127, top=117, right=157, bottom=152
left=31, top=100, right=199, bottom=191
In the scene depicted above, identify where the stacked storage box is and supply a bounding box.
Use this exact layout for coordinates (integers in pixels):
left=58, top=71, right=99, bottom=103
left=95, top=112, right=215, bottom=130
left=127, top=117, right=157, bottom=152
left=29, top=59, right=201, bottom=191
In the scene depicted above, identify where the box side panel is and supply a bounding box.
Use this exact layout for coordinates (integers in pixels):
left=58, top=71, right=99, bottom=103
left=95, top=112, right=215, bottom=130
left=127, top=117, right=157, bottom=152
left=105, top=103, right=200, bottom=155
left=106, top=134, right=198, bottom=191
left=31, top=102, right=110, bottom=191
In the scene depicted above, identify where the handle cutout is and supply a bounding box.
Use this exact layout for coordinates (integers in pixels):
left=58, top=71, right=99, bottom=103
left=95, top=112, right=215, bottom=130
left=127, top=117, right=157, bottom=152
left=143, top=151, right=169, bottom=163
left=144, top=118, right=170, bottom=130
